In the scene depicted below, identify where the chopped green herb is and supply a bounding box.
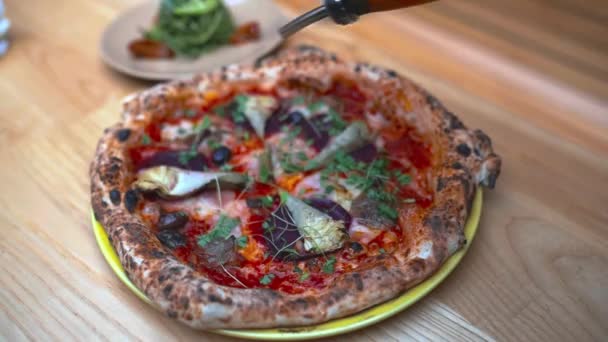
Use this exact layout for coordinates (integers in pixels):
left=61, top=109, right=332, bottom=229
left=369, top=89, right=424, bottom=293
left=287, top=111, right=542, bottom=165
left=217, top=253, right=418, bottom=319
left=213, top=104, right=226, bottom=117
left=259, top=150, right=272, bottom=183
left=291, top=96, right=305, bottom=105
left=141, top=133, right=152, bottom=145
left=184, top=109, right=197, bottom=117
left=178, top=150, right=198, bottom=165
left=206, top=139, right=221, bottom=149
left=220, top=164, right=234, bottom=171
left=194, top=116, right=212, bottom=133
left=378, top=203, right=398, bottom=220
left=308, top=101, right=326, bottom=113
left=379, top=248, right=386, bottom=254
left=260, top=195, right=274, bottom=208
left=232, top=95, right=249, bottom=123
left=299, top=272, right=310, bottom=282
left=322, top=256, right=337, bottom=274
left=296, top=151, right=308, bottom=161
left=177, top=127, right=187, bottom=135
left=262, top=221, right=273, bottom=231
left=279, top=190, right=289, bottom=204
left=324, top=185, right=335, bottom=194
left=260, top=273, right=275, bottom=285
left=197, top=214, right=240, bottom=247
left=294, top=266, right=303, bottom=274
left=236, top=236, right=248, bottom=248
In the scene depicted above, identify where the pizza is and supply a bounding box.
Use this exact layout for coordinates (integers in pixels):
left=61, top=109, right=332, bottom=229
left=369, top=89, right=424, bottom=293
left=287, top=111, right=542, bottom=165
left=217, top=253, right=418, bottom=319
left=90, top=46, right=501, bottom=329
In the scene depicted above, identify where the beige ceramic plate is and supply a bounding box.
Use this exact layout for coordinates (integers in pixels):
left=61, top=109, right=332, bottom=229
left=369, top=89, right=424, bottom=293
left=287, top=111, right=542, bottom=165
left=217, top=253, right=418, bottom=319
left=100, top=0, right=287, bottom=80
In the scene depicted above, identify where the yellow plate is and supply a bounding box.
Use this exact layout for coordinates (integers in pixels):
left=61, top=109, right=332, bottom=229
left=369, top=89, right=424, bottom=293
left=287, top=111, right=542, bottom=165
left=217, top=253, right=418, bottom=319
left=92, top=189, right=482, bottom=340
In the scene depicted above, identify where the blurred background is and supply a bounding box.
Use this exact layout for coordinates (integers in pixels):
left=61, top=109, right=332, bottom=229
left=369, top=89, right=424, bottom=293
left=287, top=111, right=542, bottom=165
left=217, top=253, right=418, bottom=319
left=0, top=1, right=606, bottom=341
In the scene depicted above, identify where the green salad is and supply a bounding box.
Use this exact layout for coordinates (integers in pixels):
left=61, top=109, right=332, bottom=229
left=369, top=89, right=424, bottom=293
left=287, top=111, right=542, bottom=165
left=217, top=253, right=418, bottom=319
left=145, top=0, right=236, bottom=58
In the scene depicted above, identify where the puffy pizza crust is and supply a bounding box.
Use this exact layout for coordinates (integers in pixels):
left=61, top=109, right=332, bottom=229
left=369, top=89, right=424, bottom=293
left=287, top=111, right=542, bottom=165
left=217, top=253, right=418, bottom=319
left=90, top=46, right=501, bottom=329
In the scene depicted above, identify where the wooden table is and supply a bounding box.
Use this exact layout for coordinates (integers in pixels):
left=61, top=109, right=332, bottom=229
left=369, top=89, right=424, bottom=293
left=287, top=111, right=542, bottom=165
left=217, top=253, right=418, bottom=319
left=1, top=0, right=606, bottom=340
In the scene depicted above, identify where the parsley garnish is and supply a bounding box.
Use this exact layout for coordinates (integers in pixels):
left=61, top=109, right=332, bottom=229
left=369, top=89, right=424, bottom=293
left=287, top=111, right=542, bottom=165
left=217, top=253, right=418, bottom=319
left=322, top=256, right=336, bottom=274
left=178, top=149, right=197, bottom=165
left=291, top=96, right=305, bottom=105
left=197, top=214, right=240, bottom=247
left=294, top=266, right=310, bottom=282
left=141, top=133, right=152, bottom=145
left=194, top=116, right=212, bottom=133
left=206, top=138, right=221, bottom=149
left=236, top=236, right=248, bottom=248
left=320, top=151, right=411, bottom=221
left=220, top=164, right=234, bottom=171
left=232, top=95, right=249, bottom=123
left=260, top=195, right=274, bottom=208
left=260, top=273, right=275, bottom=285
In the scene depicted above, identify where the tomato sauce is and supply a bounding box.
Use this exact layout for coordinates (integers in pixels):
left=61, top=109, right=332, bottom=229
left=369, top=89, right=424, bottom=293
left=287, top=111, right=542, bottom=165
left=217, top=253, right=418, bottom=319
left=132, top=80, right=437, bottom=294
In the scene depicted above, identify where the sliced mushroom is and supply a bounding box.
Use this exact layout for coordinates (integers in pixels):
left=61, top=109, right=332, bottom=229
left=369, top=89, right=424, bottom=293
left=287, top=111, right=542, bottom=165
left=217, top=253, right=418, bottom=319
left=283, top=192, right=348, bottom=253
left=134, top=166, right=249, bottom=198
left=242, top=95, right=278, bottom=138
left=306, top=121, right=370, bottom=169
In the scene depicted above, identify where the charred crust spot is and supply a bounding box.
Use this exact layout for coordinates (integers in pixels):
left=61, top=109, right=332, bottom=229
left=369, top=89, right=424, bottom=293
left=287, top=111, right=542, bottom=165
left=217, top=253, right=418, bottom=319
left=386, top=69, right=398, bottom=78
left=151, top=250, right=164, bottom=258
left=426, top=94, right=442, bottom=110
left=221, top=74, right=227, bottom=81
left=474, top=148, right=481, bottom=157
left=330, top=54, right=337, bottom=62
left=298, top=44, right=320, bottom=52
left=163, top=284, right=173, bottom=298
left=331, top=290, right=347, bottom=302
left=115, top=128, right=131, bottom=142
left=452, top=162, right=463, bottom=169
left=167, top=311, right=177, bottom=319
left=101, top=200, right=108, bottom=208
left=292, top=298, right=309, bottom=309
left=180, top=296, right=189, bottom=309
left=349, top=242, right=363, bottom=253
left=437, top=178, right=447, bottom=191
left=169, top=266, right=181, bottom=274
left=456, top=144, right=471, bottom=157
left=124, top=190, right=139, bottom=213
left=353, top=273, right=364, bottom=291
left=425, top=215, right=442, bottom=232
left=410, top=259, right=424, bottom=274
left=93, top=210, right=100, bottom=221
left=443, top=111, right=465, bottom=130
left=355, top=65, right=362, bottom=73
left=158, top=274, right=168, bottom=283
left=196, top=285, right=205, bottom=296
left=208, top=294, right=221, bottom=303
left=109, top=189, right=121, bottom=205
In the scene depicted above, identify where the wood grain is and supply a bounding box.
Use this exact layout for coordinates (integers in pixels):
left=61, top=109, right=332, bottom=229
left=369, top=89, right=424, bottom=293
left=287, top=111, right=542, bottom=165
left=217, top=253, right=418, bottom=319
left=0, top=0, right=606, bottom=340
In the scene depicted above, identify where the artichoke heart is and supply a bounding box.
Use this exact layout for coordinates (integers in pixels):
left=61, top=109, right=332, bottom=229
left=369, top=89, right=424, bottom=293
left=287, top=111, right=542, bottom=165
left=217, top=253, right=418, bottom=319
left=242, top=95, right=277, bottom=138
left=134, top=166, right=248, bottom=197
left=307, top=121, right=370, bottom=169
left=283, top=193, right=348, bottom=253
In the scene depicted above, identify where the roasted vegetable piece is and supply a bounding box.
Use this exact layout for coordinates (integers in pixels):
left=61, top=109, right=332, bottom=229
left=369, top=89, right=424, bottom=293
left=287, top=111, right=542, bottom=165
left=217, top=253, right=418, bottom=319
left=134, top=166, right=248, bottom=197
